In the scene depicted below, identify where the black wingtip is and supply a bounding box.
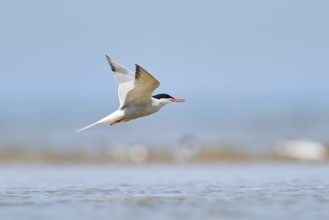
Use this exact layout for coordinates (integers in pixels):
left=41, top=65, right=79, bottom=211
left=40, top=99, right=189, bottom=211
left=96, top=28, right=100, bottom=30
left=105, top=55, right=111, bottom=62
left=135, top=64, right=141, bottom=79
left=106, top=55, right=116, bottom=72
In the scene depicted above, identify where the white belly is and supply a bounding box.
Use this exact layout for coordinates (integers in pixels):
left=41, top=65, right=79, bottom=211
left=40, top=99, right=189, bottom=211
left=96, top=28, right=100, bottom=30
left=123, top=102, right=160, bottom=121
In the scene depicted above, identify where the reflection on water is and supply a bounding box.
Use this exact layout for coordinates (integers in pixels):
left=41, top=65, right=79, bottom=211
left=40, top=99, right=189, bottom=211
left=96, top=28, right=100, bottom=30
left=0, top=164, right=328, bottom=220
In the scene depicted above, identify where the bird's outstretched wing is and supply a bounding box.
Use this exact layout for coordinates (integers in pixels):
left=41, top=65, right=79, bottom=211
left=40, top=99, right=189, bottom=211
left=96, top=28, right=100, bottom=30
left=124, top=64, right=160, bottom=106
left=106, top=56, right=135, bottom=106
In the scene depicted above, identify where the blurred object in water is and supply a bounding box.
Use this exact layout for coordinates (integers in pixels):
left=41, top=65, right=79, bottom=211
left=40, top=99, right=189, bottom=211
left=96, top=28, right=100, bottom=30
left=174, top=135, right=201, bottom=162
left=106, top=142, right=150, bottom=163
left=275, top=139, right=328, bottom=161
left=128, top=143, right=150, bottom=163
left=107, top=142, right=129, bottom=162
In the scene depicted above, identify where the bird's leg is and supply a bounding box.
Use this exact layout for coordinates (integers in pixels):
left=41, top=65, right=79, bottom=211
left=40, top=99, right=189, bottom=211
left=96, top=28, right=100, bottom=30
left=110, top=118, right=125, bottom=125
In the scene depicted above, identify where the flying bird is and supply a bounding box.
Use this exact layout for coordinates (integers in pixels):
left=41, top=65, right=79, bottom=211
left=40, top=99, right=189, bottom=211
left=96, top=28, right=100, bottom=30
left=77, top=56, right=185, bottom=132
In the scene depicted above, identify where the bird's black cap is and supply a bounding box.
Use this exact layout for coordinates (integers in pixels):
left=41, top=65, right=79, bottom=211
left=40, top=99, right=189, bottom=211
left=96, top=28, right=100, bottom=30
left=152, top=93, right=173, bottom=99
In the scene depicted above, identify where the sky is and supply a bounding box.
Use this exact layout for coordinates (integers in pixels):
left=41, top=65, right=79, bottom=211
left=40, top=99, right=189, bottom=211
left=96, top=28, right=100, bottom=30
left=1, top=0, right=329, bottom=149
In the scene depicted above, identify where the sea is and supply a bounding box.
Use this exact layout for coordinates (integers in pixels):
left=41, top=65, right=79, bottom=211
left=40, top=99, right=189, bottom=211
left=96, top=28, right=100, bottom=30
left=0, top=163, right=328, bottom=220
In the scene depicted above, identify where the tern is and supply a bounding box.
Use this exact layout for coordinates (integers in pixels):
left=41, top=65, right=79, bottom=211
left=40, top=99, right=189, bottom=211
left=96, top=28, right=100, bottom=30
left=77, top=56, right=185, bottom=132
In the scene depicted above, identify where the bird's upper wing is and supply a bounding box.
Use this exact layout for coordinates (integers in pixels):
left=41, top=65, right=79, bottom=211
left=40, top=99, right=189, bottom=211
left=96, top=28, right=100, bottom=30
left=123, top=64, right=160, bottom=106
left=106, top=56, right=135, bottom=106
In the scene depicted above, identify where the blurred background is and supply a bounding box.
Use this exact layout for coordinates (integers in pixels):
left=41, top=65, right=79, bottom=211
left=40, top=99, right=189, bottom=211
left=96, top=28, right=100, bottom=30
left=1, top=0, right=329, bottom=163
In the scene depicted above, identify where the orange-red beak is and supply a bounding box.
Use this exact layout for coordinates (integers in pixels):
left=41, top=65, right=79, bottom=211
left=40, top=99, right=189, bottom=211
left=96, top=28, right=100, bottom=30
left=170, top=98, right=185, bottom=102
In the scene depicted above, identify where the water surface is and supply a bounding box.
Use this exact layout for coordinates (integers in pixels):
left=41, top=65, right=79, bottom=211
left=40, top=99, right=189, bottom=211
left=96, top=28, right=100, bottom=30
left=0, top=163, right=328, bottom=220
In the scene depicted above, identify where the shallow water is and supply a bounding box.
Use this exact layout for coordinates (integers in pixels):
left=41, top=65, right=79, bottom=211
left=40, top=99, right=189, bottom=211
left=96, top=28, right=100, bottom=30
left=0, top=163, right=328, bottom=220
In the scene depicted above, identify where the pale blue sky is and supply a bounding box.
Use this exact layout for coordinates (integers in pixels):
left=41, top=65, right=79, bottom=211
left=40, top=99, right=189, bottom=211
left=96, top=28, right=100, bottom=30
left=1, top=0, right=329, bottom=148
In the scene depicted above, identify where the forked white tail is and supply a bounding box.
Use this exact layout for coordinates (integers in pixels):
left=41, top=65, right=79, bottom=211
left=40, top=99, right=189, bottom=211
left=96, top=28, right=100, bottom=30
left=76, top=122, right=98, bottom=133
left=76, top=110, right=124, bottom=133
